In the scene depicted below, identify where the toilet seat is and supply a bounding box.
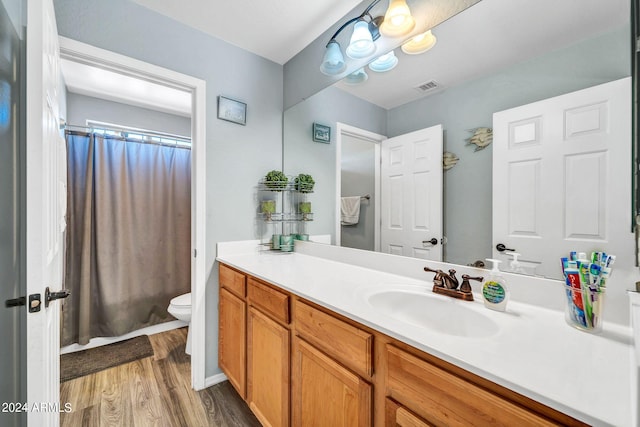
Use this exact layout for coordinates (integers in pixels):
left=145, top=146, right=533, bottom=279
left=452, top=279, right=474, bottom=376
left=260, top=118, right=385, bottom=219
left=167, top=292, right=192, bottom=355
left=170, top=293, right=191, bottom=308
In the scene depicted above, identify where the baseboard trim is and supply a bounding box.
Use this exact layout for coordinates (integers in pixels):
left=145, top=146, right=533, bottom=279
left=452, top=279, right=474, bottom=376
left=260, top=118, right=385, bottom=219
left=203, top=372, right=228, bottom=389
left=60, top=320, right=188, bottom=355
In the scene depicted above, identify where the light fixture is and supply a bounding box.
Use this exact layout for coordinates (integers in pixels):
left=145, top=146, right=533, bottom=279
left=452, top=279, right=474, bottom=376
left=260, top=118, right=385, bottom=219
left=319, top=0, right=382, bottom=76
left=379, top=0, right=415, bottom=37
left=343, top=68, right=368, bottom=85
left=402, top=30, right=437, bottom=55
left=346, top=19, right=376, bottom=59
left=320, top=40, right=346, bottom=75
left=368, top=50, right=398, bottom=72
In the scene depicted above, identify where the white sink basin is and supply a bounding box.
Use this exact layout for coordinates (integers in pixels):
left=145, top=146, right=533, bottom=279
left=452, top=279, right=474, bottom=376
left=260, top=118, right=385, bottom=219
left=365, top=285, right=500, bottom=338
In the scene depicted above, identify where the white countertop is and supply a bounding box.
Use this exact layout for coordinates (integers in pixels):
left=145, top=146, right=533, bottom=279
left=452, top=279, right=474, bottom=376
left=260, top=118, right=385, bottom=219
left=217, top=242, right=635, bottom=426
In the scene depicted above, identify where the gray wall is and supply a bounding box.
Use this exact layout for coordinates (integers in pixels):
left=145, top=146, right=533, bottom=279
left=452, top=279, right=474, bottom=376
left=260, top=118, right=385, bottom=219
left=283, top=86, right=386, bottom=242
left=387, top=25, right=630, bottom=266
left=66, top=93, right=191, bottom=136
left=341, top=134, right=375, bottom=251
left=53, top=0, right=283, bottom=378
left=2, top=0, right=22, bottom=35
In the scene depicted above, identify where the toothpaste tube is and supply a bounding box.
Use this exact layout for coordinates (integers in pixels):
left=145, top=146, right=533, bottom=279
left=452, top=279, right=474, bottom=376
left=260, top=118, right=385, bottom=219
left=561, top=257, right=569, bottom=275
left=565, top=268, right=587, bottom=327
left=577, top=261, right=593, bottom=327
left=604, top=254, right=616, bottom=268
left=600, top=267, right=612, bottom=288
left=588, top=263, right=602, bottom=291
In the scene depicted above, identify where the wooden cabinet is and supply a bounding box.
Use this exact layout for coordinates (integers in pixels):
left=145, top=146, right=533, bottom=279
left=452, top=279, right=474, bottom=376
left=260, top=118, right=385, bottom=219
left=292, top=338, right=372, bottom=427
left=247, top=306, right=290, bottom=427
left=248, top=277, right=290, bottom=324
left=386, top=344, right=570, bottom=426
left=295, top=300, right=373, bottom=378
left=217, top=262, right=586, bottom=427
left=219, top=263, right=246, bottom=298
left=246, top=276, right=291, bottom=427
left=218, top=287, right=246, bottom=398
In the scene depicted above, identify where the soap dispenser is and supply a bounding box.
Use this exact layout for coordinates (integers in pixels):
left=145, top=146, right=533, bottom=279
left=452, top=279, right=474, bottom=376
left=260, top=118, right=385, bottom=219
left=482, top=259, right=509, bottom=312
left=504, top=251, right=526, bottom=274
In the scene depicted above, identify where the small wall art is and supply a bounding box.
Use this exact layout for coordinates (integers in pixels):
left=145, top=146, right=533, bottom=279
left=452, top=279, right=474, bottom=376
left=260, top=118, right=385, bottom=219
left=217, top=96, right=247, bottom=125
left=465, top=127, right=493, bottom=151
left=312, top=123, right=331, bottom=143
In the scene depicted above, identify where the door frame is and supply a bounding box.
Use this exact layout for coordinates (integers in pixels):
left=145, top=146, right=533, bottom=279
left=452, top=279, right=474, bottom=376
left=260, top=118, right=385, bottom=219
left=58, top=37, right=208, bottom=390
left=335, top=123, right=386, bottom=250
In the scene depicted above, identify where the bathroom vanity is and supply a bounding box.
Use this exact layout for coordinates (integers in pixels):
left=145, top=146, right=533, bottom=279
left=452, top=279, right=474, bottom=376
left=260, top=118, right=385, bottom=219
left=216, top=240, right=636, bottom=426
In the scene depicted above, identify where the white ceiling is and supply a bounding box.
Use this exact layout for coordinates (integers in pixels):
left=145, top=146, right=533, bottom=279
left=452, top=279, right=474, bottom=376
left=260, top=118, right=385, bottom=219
left=61, top=59, right=192, bottom=117
left=336, top=0, right=629, bottom=109
left=131, top=0, right=364, bottom=65
left=61, top=0, right=629, bottom=115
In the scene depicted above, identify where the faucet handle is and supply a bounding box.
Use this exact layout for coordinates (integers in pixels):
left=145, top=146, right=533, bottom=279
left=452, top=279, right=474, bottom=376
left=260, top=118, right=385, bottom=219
left=460, top=274, right=483, bottom=294
left=424, top=266, right=445, bottom=287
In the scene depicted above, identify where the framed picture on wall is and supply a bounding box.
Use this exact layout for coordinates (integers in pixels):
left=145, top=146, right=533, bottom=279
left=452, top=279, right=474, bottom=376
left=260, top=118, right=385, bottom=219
left=217, top=96, right=247, bottom=125
left=313, top=123, right=331, bottom=143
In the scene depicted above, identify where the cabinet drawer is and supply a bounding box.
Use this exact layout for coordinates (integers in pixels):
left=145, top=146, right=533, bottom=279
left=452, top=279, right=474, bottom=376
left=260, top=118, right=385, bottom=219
left=219, top=263, right=246, bottom=298
left=247, top=278, right=290, bottom=324
left=386, top=345, right=557, bottom=426
left=294, top=300, right=373, bottom=378
left=385, top=398, right=433, bottom=427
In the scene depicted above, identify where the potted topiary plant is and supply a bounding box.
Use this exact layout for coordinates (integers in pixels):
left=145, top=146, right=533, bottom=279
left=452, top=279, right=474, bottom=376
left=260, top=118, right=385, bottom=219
left=264, top=170, right=288, bottom=191
left=294, top=173, right=315, bottom=193
left=299, top=201, right=312, bottom=221
left=261, top=200, right=276, bottom=221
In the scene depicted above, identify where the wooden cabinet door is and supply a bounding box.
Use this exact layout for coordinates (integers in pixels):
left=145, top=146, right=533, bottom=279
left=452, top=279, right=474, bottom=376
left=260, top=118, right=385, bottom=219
left=247, top=306, right=290, bottom=427
left=219, top=287, right=246, bottom=398
left=292, top=338, right=372, bottom=427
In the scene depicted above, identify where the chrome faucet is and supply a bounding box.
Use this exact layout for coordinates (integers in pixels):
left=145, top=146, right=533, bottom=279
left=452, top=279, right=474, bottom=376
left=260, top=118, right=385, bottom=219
left=423, top=266, right=482, bottom=301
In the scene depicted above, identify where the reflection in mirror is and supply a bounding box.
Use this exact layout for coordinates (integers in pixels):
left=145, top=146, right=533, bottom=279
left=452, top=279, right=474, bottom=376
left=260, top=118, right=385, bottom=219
left=283, top=0, right=632, bottom=280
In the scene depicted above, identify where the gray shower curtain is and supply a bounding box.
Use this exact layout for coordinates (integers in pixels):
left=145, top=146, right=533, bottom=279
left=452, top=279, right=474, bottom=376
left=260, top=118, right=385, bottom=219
left=63, top=131, right=191, bottom=346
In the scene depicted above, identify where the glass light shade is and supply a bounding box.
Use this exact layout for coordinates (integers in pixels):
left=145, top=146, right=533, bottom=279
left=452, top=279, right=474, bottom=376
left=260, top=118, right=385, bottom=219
left=380, top=0, right=415, bottom=37
left=343, top=68, right=368, bottom=85
left=368, top=50, right=398, bottom=72
left=320, top=40, right=346, bottom=75
left=401, top=30, right=437, bottom=55
left=346, top=20, right=376, bottom=59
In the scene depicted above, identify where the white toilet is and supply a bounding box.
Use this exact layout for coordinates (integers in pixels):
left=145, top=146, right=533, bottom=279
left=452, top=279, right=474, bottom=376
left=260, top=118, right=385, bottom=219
left=167, top=293, right=192, bottom=355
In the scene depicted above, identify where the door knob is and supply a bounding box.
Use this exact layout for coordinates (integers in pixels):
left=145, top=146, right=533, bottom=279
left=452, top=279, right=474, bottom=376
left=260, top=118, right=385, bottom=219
left=423, top=238, right=438, bottom=245
left=45, top=287, right=70, bottom=307
left=496, top=243, right=515, bottom=252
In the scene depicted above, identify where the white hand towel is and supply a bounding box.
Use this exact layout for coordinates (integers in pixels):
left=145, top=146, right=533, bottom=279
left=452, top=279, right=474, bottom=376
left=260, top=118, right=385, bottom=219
left=341, top=196, right=361, bottom=225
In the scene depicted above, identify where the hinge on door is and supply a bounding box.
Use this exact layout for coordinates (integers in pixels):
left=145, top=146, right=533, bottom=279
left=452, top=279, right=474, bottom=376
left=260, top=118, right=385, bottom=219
left=194, top=249, right=197, bottom=257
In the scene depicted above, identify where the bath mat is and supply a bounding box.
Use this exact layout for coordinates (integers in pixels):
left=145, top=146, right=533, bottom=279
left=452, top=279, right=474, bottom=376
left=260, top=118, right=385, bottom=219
left=61, top=335, right=154, bottom=382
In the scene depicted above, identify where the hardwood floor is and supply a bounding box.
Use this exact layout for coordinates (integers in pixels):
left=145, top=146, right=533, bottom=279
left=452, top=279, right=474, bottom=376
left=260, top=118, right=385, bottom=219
left=60, top=328, right=261, bottom=427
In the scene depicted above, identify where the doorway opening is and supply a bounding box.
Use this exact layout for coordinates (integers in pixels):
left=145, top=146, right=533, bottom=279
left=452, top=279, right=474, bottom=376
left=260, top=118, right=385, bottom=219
left=335, top=123, right=385, bottom=251
left=58, top=37, right=207, bottom=390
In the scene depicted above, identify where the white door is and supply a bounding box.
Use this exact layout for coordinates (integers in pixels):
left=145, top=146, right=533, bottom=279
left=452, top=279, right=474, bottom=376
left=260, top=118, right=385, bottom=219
left=26, top=0, right=65, bottom=424
left=381, top=125, right=443, bottom=260
left=493, top=77, right=633, bottom=279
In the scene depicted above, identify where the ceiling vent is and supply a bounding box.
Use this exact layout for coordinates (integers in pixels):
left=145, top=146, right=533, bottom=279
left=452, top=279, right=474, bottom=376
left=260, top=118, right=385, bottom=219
left=414, top=80, right=440, bottom=93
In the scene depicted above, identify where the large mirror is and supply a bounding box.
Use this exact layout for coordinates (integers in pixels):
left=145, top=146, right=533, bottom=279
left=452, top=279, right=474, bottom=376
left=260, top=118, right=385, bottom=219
left=283, top=0, right=633, bottom=280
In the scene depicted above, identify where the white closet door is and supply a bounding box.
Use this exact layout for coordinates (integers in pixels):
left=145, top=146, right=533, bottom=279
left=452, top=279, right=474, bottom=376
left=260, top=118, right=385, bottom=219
left=381, top=125, right=443, bottom=261
left=493, top=77, right=633, bottom=278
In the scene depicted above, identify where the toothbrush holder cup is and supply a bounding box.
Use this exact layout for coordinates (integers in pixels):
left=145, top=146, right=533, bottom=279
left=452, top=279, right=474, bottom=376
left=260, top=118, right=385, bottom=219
left=564, top=286, right=605, bottom=334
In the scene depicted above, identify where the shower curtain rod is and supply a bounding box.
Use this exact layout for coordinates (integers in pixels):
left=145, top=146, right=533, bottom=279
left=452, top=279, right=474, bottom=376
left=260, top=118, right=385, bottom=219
left=64, top=123, right=192, bottom=148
